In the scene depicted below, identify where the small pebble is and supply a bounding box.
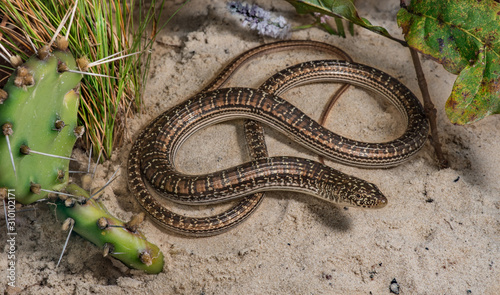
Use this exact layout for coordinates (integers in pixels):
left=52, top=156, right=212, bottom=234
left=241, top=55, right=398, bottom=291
left=389, top=278, right=400, bottom=294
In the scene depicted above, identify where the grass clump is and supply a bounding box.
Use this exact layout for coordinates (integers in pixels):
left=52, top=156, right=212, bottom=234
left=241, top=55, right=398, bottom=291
left=0, top=0, right=169, bottom=158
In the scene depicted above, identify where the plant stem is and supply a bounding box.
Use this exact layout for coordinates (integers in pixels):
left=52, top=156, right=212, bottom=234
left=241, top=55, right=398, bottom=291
left=409, top=48, right=449, bottom=169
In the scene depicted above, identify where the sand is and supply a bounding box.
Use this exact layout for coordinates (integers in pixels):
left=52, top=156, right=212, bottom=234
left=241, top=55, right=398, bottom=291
left=2, top=0, right=499, bottom=294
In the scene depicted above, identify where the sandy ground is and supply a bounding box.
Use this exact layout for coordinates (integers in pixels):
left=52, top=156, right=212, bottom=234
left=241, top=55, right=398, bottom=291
left=2, top=0, right=499, bottom=294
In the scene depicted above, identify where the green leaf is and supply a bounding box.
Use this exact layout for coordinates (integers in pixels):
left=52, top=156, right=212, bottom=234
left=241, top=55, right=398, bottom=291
left=397, top=0, right=500, bottom=125
left=284, top=0, right=401, bottom=43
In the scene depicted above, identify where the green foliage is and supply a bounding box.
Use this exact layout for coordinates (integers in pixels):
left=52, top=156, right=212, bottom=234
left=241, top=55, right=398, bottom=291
left=284, top=0, right=402, bottom=44
left=55, top=184, right=164, bottom=274
left=0, top=50, right=82, bottom=204
left=398, top=0, right=500, bottom=125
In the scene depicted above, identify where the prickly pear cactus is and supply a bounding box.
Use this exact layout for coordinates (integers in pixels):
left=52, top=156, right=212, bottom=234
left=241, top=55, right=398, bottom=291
left=0, top=48, right=82, bottom=205
left=0, top=27, right=164, bottom=272
left=54, top=184, right=164, bottom=274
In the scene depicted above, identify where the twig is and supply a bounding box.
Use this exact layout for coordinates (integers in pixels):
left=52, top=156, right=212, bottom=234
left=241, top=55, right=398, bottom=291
left=317, top=50, right=353, bottom=165
left=317, top=84, right=351, bottom=165
left=409, top=48, right=449, bottom=169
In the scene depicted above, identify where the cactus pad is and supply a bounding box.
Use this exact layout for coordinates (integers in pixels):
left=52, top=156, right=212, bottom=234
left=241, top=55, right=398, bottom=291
left=54, top=184, right=164, bottom=274
left=0, top=50, right=82, bottom=204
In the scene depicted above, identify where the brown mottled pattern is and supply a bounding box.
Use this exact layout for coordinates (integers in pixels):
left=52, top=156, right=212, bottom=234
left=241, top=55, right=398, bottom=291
left=128, top=41, right=429, bottom=236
